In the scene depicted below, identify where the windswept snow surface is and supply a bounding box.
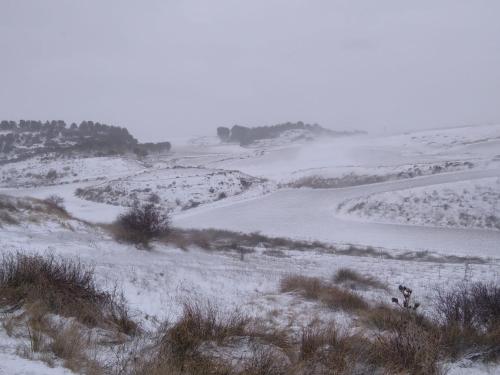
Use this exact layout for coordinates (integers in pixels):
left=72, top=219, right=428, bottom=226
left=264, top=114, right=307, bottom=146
left=175, top=168, right=500, bottom=258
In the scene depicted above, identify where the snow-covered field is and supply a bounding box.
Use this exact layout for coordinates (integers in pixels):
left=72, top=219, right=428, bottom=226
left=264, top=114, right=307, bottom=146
left=1, top=124, right=500, bottom=374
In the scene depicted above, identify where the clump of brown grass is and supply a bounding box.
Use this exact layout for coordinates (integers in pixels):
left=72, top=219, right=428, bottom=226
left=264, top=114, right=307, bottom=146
left=164, top=300, right=249, bottom=361
left=13, top=306, right=106, bottom=375
left=159, top=228, right=330, bottom=252
left=369, top=317, right=443, bottom=375
left=280, top=275, right=369, bottom=312
left=333, top=268, right=387, bottom=291
left=361, top=303, right=442, bottom=373
left=0, top=253, right=137, bottom=334
left=297, top=324, right=373, bottom=375
left=132, top=300, right=295, bottom=375
left=43, top=195, right=67, bottom=215
left=240, top=347, right=290, bottom=375
left=49, top=321, right=103, bottom=373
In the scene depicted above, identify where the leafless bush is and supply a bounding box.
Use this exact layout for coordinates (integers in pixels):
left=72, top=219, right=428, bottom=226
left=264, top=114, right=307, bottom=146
left=435, top=282, right=500, bottom=360
left=43, top=194, right=66, bottom=213
left=333, top=268, right=387, bottom=291
left=113, top=202, right=170, bottom=247
left=436, top=282, right=499, bottom=331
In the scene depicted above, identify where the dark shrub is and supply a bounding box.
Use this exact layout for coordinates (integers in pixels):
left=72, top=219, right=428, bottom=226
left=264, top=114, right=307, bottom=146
left=113, top=202, right=170, bottom=247
left=435, top=282, right=500, bottom=360
left=43, top=195, right=66, bottom=213
left=45, top=169, right=58, bottom=180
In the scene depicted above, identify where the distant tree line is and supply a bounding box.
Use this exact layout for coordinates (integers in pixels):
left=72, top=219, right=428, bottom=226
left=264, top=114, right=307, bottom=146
left=0, top=120, right=171, bottom=162
left=216, top=121, right=360, bottom=145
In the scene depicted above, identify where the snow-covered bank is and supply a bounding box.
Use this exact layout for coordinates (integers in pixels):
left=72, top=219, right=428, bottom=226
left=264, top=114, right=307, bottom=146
left=338, top=177, right=500, bottom=231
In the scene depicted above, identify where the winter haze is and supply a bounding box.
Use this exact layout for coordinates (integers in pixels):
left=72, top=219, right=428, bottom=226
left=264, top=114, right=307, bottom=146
left=0, top=2, right=499, bottom=375
left=1, top=1, right=500, bottom=140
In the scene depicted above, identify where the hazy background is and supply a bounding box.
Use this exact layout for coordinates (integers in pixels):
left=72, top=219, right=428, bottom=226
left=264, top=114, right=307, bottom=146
left=1, top=0, right=499, bottom=141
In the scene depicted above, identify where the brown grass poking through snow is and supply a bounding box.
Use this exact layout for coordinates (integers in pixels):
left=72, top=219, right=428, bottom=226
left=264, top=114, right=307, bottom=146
left=333, top=268, right=388, bottom=291
left=361, top=303, right=448, bottom=374
left=132, top=300, right=294, bottom=375
left=48, top=321, right=103, bottom=374
left=164, top=300, right=249, bottom=361
left=0, top=253, right=138, bottom=334
left=369, top=316, right=443, bottom=375
left=280, top=275, right=369, bottom=312
left=297, top=324, right=374, bottom=375
left=158, top=228, right=328, bottom=252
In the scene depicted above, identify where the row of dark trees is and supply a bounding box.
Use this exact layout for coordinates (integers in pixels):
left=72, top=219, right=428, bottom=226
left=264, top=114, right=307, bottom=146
left=0, top=120, right=171, bottom=160
left=217, top=121, right=338, bottom=145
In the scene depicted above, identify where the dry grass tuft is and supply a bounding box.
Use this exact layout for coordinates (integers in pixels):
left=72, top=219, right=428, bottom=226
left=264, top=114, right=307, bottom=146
left=0, top=253, right=137, bottom=335
left=164, top=300, right=249, bottom=361
left=159, top=228, right=328, bottom=252
left=280, top=275, right=369, bottom=312
left=333, top=268, right=387, bottom=291
left=369, top=317, right=443, bottom=375
left=297, top=324, right=373, bottom=375
left=49, top=322, right=102, bottom=373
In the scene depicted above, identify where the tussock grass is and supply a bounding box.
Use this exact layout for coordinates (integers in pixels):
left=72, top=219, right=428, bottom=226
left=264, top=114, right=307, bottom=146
left=0, top=253, right=137, bottom=334
left=131, top=300, right=295, bottom=375
left=369, top=317, right=443, bottom=375
left=280, top=275, right=369, bottom=312
left=333, top=268, right=388, bottom=291
left=298, top=324, right=372, bottom=374
left=165, top=301, right=249, bottom=361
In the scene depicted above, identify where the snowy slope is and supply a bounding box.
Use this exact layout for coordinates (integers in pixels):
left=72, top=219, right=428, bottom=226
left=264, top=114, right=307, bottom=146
left=75, top=166, right=274, bottom=212
left=0, top=156, right=146, bottom=188
left=0, top=194, right=498, bottom=374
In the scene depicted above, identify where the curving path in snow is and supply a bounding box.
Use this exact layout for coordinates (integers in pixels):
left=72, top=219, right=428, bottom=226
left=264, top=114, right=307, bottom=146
left=175, top=168, right=500, bottom=258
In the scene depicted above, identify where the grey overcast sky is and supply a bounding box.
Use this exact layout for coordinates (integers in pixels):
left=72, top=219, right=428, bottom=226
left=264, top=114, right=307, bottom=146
left=1, top=1, right=499, bottom=141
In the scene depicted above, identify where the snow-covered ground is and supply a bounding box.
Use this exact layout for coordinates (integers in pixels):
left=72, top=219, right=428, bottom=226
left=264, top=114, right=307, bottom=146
left=75, top=166, right=274, bottom=212
left=0, top=156, right=146, bottom=188
left=338, top=177, right=500, bottom=231
left=1, top=124, right=500, bottom=374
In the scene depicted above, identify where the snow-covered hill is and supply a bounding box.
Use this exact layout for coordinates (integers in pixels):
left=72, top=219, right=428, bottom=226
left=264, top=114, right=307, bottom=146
left=75, top=166, right=274, bottom=212
left=337, top=177, right=500, bottom=231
